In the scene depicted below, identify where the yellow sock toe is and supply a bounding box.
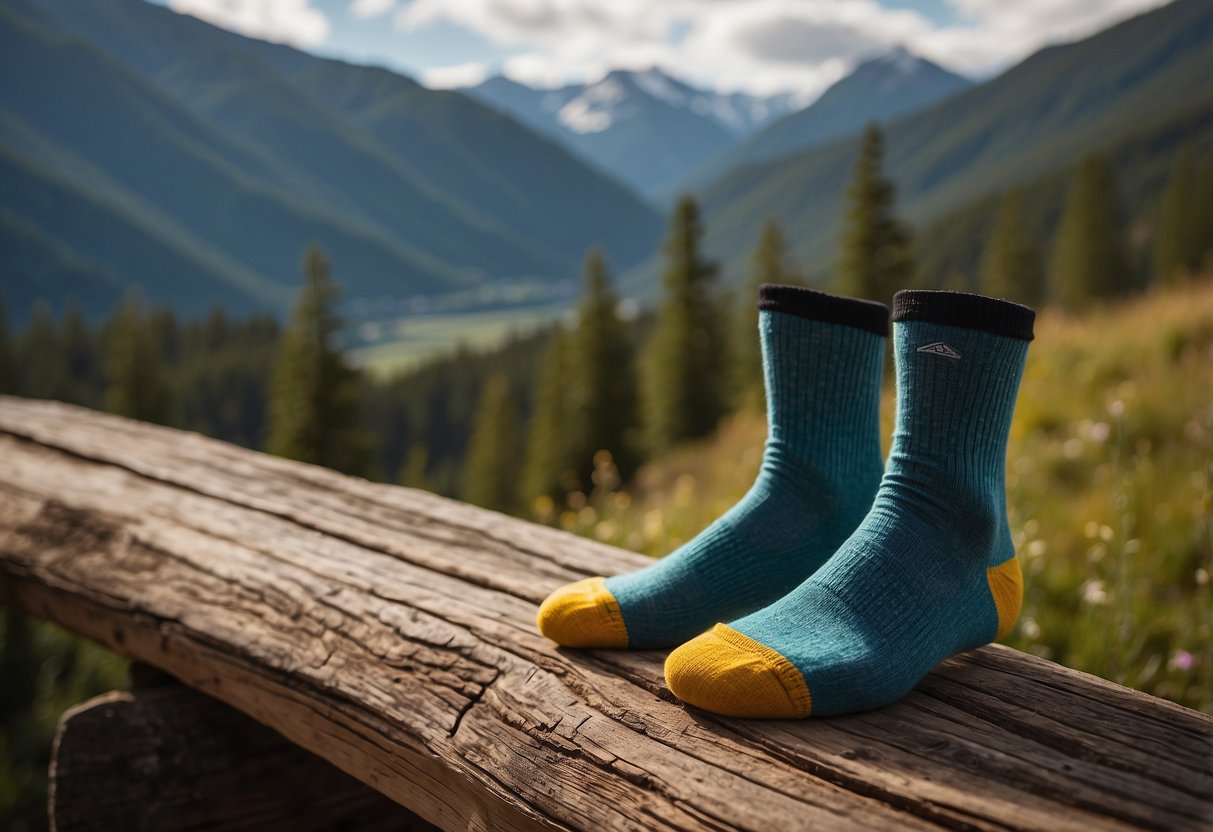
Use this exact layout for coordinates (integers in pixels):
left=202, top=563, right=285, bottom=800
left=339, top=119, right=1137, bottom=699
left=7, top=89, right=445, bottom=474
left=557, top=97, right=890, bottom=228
left=536, top=577, right=629, bottom=647
left=665, top=624, right=811, bottom=718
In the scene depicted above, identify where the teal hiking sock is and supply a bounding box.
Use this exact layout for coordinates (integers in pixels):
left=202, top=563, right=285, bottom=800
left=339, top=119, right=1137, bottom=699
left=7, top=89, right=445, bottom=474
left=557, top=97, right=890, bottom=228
left=666, top=289, right=1034, bottom=716
left=538, top=285, right=888, bottom=649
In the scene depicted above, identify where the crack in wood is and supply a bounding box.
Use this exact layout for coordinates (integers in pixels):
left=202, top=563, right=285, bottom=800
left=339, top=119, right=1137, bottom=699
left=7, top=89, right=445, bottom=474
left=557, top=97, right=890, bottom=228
left=2, top=401, right=1211, bottom=832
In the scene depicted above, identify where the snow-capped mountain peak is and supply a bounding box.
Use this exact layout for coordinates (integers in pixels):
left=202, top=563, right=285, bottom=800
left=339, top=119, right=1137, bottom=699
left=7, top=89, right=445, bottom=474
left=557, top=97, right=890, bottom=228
left=462, top=67, right=803, bottom=196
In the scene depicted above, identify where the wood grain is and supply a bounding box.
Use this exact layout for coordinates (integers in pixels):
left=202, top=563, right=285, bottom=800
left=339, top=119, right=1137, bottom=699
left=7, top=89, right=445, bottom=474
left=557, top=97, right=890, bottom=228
left=51, top=671, right=434, bottom=832
left=1, top=396, right=1210, bottom=831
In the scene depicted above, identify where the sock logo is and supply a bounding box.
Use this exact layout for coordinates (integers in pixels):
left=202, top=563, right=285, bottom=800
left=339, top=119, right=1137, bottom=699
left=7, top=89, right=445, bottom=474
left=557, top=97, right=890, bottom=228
left=917, top=342, right=961, bottom=359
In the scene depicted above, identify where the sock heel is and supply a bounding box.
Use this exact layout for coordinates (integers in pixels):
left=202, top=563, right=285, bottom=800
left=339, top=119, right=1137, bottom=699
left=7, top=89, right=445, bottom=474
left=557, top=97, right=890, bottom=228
left=986, top=556, right=1023, bottom=641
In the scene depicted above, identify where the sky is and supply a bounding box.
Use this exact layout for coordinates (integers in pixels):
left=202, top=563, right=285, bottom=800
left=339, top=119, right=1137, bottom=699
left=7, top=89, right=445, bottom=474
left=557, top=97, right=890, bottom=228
left=158, top=0, right=1168, bottom=98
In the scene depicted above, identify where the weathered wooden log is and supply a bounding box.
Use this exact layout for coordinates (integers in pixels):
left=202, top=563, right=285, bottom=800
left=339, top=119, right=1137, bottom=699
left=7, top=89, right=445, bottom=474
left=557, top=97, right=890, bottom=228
left=50, top=669, right=434, bottom=832
left=0, top=396, right=1210, bottom=831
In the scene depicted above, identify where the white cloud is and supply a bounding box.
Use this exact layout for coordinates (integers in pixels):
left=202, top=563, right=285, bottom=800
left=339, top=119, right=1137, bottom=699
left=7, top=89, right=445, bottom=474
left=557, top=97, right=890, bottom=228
left=167, top=0, right=1171, bottom=95
left=421, top=61, right=490, bottom=88
left=169, top=0, right=329, bottom=47
left=920, top=0, right=1169, bottom=76
left=394, top=0, right=939, bottom=97
left=350, top=0, right=397, bottom=19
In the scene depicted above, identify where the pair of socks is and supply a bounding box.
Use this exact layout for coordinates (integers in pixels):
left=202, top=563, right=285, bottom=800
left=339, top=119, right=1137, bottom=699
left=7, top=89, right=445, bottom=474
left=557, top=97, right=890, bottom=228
left=537, top=286, right=1034, bottom=718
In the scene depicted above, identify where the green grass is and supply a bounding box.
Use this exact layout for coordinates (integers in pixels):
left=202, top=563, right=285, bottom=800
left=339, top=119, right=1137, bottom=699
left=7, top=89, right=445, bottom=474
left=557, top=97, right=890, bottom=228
left=548, top=279, right=1213, bottom=713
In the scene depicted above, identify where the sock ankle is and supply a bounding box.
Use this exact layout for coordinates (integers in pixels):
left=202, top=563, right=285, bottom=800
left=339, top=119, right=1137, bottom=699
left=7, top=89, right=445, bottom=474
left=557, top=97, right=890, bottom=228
left=666, top=289, right=1034, bottom=716
left=538, top=285, right=888, bottom=648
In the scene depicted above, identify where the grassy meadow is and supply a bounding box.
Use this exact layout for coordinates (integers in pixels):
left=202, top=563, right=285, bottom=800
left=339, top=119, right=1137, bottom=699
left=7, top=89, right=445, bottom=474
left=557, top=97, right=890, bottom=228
left=3, top=278, right=1211, bottom=831
left=549, top=279, right=1213, bottom=712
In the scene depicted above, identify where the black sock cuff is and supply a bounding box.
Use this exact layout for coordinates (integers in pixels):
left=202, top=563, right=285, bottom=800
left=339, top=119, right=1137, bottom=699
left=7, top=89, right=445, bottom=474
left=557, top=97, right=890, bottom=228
left=758, top=284, right=889, bottom=337
left=892, top=290, right=1035, bottom=341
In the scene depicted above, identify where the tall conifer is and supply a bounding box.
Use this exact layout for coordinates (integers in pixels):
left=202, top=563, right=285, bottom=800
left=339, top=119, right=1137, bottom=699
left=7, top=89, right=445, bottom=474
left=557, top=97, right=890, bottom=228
left=266, top=245, right=372, bottom=474
left=463, top=374, right=521, bottom=513
left=643, top=195, right=727, bottom=454
left=1195, top=161, right=1213, bottom=275
left=399, top=442, right=431, bottom=490
left=735, top=220, right=791, bottom=406
left=1153, top=149, right=1198, bottom=284
left=62, top=302, right=99, bottom=406
left=1050, top=154, right=1133, bottom=308
left=836, top=124, right=913, bottom=306
left=0, top=293, right=14, bottom=395
left=980, top=189, right=1045, bottom=306
left=567, top=248, right=637, bottom=484
left=105, top=292, right=175, bottom=424
left=523, top=330, right=574, bottom=503
left=17, top=301, right=66, bottom=401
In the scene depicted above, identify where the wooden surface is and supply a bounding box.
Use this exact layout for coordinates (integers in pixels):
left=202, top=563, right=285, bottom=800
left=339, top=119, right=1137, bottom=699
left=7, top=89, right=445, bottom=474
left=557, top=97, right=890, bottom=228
left=1, top=396, right=1210, bottom=832
left=51, top=668, right=434, bottom=832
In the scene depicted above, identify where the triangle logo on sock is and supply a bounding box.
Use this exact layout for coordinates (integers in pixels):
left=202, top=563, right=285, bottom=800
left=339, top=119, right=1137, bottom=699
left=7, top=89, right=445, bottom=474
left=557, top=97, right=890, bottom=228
left=916, top=342, right=962, bottom=359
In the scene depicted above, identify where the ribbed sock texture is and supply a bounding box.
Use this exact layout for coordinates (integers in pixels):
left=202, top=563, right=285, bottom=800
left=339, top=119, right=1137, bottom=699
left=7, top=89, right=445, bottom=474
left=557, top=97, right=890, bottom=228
left=538, top=286, right=888, bottom=648
left=666, top=290, right=1033, bottom=715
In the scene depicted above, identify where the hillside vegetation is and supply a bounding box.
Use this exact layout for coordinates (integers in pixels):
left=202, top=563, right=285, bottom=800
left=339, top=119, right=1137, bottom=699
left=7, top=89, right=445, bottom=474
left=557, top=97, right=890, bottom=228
left=0, top=0, right=662, bottom=322
left=556, top=280, right=1213, bottom=713
left=674, top=0, right=1213, bottom=292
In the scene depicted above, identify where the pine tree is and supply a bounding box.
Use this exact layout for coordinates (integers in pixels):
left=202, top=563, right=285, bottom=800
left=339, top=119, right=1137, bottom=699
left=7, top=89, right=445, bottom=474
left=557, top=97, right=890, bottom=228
left=522, top=330, right=574, bottom=504
left=0, top=292, right=14, bottom=395
left=1195, top=161, right=1213, bottom=275
left=17, top=301, right=67, bottom=400
left=105, top=292, right=175, bottom=424
left=398, top=442, right=431, bottom=490
left=266, top=245, right=373, bottom=474
left=462, top=374, right=522, bottom=513
left=62, top=302, right=99, bottom=406
left=980, top=189, right=1045, bottom=306
left=735, top=220, right=792, bottom=407
left=566, top=248, right=638, bottom=485
left=1153, top=149, right=1199, bottom=285
left=1050, top=154, right=1133, bottom=309
left=643, top=195, right=727, bottom=454
left=836, top=124, right=913, bottom=306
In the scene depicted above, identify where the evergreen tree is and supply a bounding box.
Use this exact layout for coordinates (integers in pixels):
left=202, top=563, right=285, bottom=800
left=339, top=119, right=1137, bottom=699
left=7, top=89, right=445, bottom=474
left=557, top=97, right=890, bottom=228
left=1153, top=149, right=1199, bottom=284
left=0, top=292, right=14, bottom=395
left=980, top=189, right=1045, bottom=306
left=105, top=291, right=175, bottom=425
left=567, top=248, right=638, bottom=485
left=462, top=374, right=521, bottom=513
left=735, top=220, right=792, bottom=407
left=1195, top=161, right=1213, bottom=275
left=523, top=330, right=574, bottom=503
left=62, top=302, right=100, bottom=406
left=643, top=195, right=727, bottom=454
left=836, top=124, right=913, bottom=306
left=266, top=245, right=373, bottom=474
left=18, top=301, right=69, bottom=401
left=399, top=442, right=431, bottom=490
left=1050, top=154, right=1133, bottom=309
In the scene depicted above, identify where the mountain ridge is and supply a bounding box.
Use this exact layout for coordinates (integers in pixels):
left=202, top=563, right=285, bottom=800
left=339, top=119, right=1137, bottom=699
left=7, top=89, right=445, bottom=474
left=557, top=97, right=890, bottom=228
left=680, top=48, right=971, bottom=192
left=678, top=0, right=1213, bottom=292
left=464, top=67, right=800, bottom=198
left=0, top=0, right=663, bottom=320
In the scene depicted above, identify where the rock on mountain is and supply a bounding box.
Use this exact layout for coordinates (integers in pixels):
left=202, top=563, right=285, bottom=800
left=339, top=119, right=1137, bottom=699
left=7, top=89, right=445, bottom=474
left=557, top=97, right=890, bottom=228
left=464, top=68, right=801, bottom=199
left=684, top=47, right=971, bottom=190
left=0, top=0, right=664, bottom=321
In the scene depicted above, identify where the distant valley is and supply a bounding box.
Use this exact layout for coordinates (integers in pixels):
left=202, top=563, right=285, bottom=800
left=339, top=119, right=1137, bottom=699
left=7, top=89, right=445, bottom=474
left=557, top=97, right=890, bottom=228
left=3, top=0, right=1211, bottom=369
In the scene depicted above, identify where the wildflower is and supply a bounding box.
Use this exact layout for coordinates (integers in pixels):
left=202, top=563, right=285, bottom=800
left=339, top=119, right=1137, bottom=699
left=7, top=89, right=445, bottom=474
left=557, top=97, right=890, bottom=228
left=1081, top=579, right=1109, bottom=605
left=1169, top=650, right=1194, bottom=672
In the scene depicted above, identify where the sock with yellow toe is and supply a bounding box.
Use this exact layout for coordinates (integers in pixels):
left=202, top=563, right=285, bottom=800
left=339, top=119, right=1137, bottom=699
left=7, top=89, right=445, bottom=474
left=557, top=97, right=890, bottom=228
left=537, top=285, right=888, bottom=649
left=665, top=289, right=1034, bottom=717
